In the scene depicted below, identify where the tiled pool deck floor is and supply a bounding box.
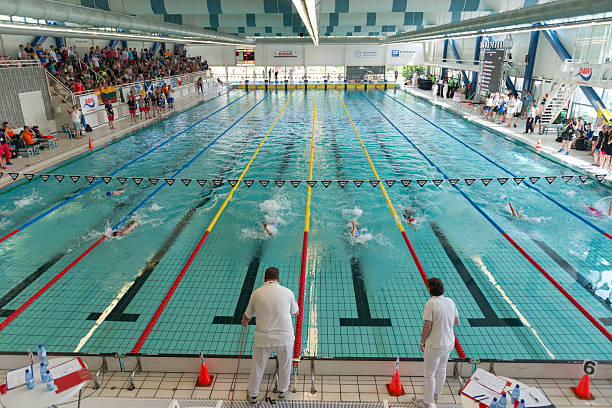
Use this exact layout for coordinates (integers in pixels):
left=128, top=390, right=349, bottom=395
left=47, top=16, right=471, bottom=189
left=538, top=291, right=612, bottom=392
left=2, top=370, right=608, bottom=407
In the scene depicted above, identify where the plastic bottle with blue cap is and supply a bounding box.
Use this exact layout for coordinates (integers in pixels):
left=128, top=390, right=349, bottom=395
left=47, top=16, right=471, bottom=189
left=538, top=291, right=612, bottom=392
left=25, top=369, right=34, bottom=390
left=45, top=370, right=55, bottom=391
left=489, top=396, right=498, bottom=408
left=511, top=384, right=521, bottom=405
left=498, top=391, right=507, bottom=408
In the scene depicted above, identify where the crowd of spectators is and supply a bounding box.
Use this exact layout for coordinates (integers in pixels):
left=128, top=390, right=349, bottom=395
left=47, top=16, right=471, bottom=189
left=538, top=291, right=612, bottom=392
left=9, top=43, right=209, bottom=92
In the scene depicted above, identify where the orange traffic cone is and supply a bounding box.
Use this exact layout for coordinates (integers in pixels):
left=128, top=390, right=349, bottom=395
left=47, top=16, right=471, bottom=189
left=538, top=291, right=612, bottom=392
left=88, top=138, right=93, bottom=149
left=572, top=374, right=595, bottom=399
left=535, top=138, right=542, bottom=150
left=196, top=352, right=213, bottom=387
left=386, top=357, right=405, bottom=396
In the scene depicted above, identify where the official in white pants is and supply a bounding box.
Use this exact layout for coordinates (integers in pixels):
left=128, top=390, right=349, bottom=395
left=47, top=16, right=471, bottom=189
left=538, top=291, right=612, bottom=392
left=417, top=278, right=460, bottom=408
left=242, top=267, right=299, bottom=404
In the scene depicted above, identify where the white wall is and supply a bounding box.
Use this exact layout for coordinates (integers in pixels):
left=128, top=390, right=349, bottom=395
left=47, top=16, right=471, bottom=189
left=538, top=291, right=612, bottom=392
left=186, top=43, right=424, bottom=68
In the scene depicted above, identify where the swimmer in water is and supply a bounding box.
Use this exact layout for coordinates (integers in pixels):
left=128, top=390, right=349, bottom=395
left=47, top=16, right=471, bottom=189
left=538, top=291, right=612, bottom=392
left=350, top=220, right=361, bottom=239
left=112, top=219, right=137, bottom=237
left=263, top=222, right=274, bottom=237
left=508, top=202, right=525, bottom=219
left=402, top=205, right=418, bottom=232
left=106, top=188, right=124, bottom=197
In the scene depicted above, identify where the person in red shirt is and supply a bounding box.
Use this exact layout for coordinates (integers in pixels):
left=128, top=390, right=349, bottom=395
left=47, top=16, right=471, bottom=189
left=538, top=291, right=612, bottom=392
left=73, top=81, right=85, bottom=94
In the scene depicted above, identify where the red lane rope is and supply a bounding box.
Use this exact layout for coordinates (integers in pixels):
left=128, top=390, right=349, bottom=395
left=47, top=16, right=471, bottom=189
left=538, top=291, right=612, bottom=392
left=0, top=229, right=20, bottom=243
left=503, top=233, right=612, bottom=342
left=131, top=231, right=209, bottom=353
left=293, top=231, right=309, bottom=363
left=0, top=235, right=107, bottom=331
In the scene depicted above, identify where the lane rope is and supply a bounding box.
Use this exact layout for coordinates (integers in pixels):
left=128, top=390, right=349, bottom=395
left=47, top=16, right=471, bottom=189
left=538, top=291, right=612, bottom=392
left=0, top=92, right=248, bottom=244
left=293, top=89, right=316, bottom=364
left=379, top=89, right=612, bottom=240
left=131, top=91, right=295, bottom=353
left=363, top=92, right=612, bottom=343
left=0, top=92, right=271, bottom=333
left=337, top=89, right=468, bottom=359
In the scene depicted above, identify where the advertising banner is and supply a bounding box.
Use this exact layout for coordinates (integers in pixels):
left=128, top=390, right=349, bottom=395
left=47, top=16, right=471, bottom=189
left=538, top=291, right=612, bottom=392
left=79, top=93, right=99, bottom=114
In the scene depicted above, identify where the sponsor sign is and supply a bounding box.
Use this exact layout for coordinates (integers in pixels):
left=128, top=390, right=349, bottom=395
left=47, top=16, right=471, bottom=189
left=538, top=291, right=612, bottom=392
left=574, top=65, right=599, bottom=84
left=79, top=94, right=99, bottom=114
left=354, top=50, right=378, bottom=58
left=273, top=50, right=298, bottom=57
left=391, top=49, right=415, bottom=58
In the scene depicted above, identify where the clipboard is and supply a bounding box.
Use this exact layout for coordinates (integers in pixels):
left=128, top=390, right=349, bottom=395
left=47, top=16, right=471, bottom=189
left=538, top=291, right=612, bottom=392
left=48, top=357, right=92, bottom=393
left=460, top=378, right=500, bottom=406
left=5, top=364, right=33, bottom=390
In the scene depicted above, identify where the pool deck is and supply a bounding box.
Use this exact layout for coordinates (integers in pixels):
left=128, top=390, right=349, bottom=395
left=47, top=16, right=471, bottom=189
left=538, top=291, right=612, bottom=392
left=0, top=85, right=229, bottom=190
left=397, top=85, right=608, bottom=180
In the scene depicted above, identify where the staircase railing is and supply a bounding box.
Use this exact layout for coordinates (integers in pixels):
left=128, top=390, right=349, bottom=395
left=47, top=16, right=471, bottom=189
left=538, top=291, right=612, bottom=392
left=45, top=71, right=75, bottom=106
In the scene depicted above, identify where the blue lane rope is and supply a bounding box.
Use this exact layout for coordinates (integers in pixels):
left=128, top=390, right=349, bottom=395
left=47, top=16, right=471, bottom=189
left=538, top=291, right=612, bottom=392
left=378, top=89, right=609, bottom=238
left=17, top=93, right=248, bottom=231
left=112, top=91, right=272, bottom=230
left=361, top=92, right=506, bottom=234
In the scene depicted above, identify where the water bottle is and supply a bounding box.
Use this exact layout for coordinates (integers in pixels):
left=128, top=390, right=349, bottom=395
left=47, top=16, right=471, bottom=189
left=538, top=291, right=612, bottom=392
left=498, top=391, right=507, bottom=408
left=37, top=345, right=48, bottom=365
left=490, top=397, right=498, bottom=408
left=511, top=384, right=520, bottom=405
left=516, top=399, right=525, bottom=408
left=25, top=369, right=34, bottom=390
left=40, top=362, right=48, bottom=382
left=45, top=370, right=55, bottom=391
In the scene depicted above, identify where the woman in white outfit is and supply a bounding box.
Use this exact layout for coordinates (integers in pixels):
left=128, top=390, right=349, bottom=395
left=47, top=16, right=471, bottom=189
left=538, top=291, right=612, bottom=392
left=414, top=277, right=460, bottom=408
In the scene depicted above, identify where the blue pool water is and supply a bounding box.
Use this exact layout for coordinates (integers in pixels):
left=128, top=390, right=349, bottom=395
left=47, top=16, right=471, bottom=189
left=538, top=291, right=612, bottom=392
left=0, top=88, right=611, bottom=361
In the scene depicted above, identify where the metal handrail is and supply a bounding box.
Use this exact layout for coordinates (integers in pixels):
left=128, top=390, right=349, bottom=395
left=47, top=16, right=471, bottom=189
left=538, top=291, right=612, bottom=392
left=46, top=70, right=76, bottom=105
left=78, top=59, right=105, bottom=82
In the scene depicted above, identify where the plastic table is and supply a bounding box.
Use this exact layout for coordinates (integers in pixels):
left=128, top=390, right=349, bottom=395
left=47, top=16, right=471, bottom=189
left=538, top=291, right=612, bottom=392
left=0, top=357, right=88, bottom=408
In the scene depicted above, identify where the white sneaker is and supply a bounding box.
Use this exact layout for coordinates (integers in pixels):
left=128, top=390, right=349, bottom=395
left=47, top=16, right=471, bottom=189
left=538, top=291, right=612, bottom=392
left=247, top=393, right=258, bottom=405
left=412, top=397, right=432, bottom=408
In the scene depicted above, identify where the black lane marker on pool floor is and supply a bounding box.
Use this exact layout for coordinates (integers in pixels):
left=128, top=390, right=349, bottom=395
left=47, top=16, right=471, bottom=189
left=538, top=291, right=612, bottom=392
left=530, top=237, right=612, bottom=326
left=430, top=222, right=523, bottom=327
left=213, top=124, right=299, bottom=325
left=326, top=102, right=392, bottom=327
left=86, top=115, right=265, bottom=322
left=0, top=254, right=64, bottom=317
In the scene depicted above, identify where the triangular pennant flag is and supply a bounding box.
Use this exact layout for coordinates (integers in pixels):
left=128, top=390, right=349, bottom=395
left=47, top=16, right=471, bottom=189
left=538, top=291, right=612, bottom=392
left=243, top=179, right=253, bottom=187
left=465, top=178, right=475, bottom=186
left=595, top=175, right=605, bottom=182
left=432, top=179, right=443, bottom=186
left=497, top=177, right=508, bottom=185
left=24, top=173, right=34, bottom=180
left=579, top=175, right=588, bottom=183
left=369, top=180, right=380, bottom=187
left=181, top=178, right=192, bottom=186
left=562, top=175, right=573, bottom=183
left=102, top=177, right=112, bottom=184
left=385, top=180, right=396, bottom=187
left=291, top=180, right=301, bottom=187
left=86, top=176, right=96, bottom=184
left=321, top=180, right=332, bottom=188
left=228, top=179, right=238, bottom=186
left=70, top=175, right=80, bottom=183
left=54, top=174, right=64, bottom=183
left=513, top=177, right=524, bottom=185
left=417, top=179, right=428, bottom=187
left=401, top=179, right=411, bottom=187
left=275, top=180, right=285, bottom=187
left=213, top=179, right=223, bottom=186
left=149, top=178, right=159, bottom=185
left=353, top=180, right=363, bottom=188
left=337, top=180, right=348, bottom=188
left=117, top=177, right=127, bottom=185
left=529, top=177, right=540, bottom=184
left=307, top=180, right=317, bottom=187
left=165, top=178, right=175, bottom=186
left=545, top=176, right=556, bottom=184
left=197, top=179, right=207, bottom=186
left=40, top=174, right=49, bottom=182
left=259, top=180, right=270, bottom=187
left=481, top=178, right=492, bottom=186
left=449, top=179, right=459, bottom=186
left=132, top=177, right=143, bottom=185
left=9, top=172, right=19, bottom=180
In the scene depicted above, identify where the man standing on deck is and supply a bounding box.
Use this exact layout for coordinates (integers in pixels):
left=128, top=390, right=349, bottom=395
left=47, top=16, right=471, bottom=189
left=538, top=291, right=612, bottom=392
left=242, top=267, right=299, bottom=405
left=414, top=277, right=460, bottom=408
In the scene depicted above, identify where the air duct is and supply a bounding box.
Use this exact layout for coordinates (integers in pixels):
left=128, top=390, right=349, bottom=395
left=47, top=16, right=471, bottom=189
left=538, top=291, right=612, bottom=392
left=384, top=0, right=612, bottom=43
left=0, top=0, right=252, bottom=45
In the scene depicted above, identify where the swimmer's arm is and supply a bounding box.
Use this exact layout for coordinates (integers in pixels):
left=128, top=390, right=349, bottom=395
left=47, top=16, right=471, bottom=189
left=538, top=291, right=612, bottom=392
left=508, top=202, right=519, bottom=218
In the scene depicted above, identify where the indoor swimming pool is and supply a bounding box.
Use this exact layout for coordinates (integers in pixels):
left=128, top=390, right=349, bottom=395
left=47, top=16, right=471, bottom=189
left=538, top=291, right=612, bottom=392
left=0, top=88, right=611, bottom=362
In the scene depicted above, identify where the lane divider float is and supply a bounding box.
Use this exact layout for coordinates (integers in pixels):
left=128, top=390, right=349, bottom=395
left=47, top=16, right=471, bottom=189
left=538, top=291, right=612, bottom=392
left=336, top=89, right=468, bottom=359
left=131, top=91, right=295, bottom=353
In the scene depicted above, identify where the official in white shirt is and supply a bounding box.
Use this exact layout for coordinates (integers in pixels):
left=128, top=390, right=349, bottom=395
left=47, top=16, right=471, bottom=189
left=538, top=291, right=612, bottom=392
left=242, top=267, right=299, bottom=405
left=416, top=278, right=460, bottom=408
